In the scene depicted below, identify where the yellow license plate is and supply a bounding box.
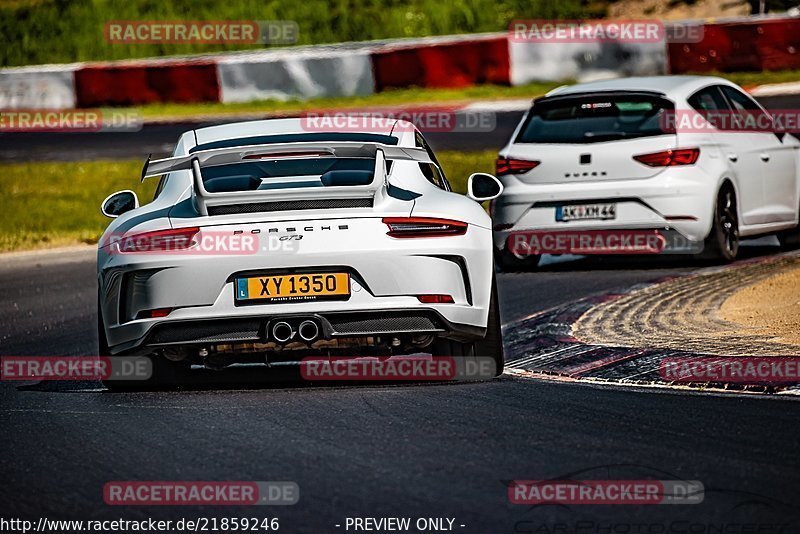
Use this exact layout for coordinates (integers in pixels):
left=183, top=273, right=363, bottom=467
left=236, top=273, right=350, bottom=303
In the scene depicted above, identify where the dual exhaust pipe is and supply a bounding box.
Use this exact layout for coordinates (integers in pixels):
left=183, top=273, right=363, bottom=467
left=271, top=319, right=320, bottom=344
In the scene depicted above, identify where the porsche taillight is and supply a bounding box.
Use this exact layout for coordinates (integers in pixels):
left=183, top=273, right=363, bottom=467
left=633, top=148, right=700, bottom=167
left=495, top=157, right=540, bottom=176
left=117, top=227, right=200, bottom=253
left=382, top=217, right=468, bottom=238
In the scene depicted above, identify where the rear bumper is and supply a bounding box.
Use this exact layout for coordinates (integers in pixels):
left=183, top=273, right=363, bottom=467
left=98, top=218, right=494, bottom=353
left=492, top=171, right=717, bottom=252
left=496, top=226, right=705, bottom=256
left=113, top=309, right=485, bottom=355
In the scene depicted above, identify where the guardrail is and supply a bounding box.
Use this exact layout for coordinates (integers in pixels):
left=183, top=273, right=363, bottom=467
left=1, top=14, right=798, bottom=109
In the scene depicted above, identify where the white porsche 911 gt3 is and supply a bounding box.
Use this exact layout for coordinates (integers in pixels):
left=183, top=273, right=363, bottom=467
left=493, top=76, right=800, bottom=270
left=97, top=118, right=505, bottom=387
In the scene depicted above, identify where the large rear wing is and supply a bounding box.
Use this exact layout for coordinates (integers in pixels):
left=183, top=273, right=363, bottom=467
left=141, top=141, right=433, bottom=216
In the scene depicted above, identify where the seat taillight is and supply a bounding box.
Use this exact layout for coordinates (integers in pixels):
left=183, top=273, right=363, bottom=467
left=633, top=148, right=700, bottom=167
left=496, top=157, right=540, bottom=176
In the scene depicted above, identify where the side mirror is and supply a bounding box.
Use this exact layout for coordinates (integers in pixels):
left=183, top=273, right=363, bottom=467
left=467, top=173, right=504, bottom=202
left=101, top=190, right=139, bottom=218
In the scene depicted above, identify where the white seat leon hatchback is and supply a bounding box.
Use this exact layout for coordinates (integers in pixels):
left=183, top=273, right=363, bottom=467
left=493, top=76, right=800, bottom=270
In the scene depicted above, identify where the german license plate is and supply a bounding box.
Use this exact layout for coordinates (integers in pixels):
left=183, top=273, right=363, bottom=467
left=556, top=203, right=616, bottom=222
left=235, top=273, right=350, bottom=303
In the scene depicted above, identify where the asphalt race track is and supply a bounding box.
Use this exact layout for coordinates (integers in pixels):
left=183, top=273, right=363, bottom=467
left=2, top=96, right=800, bottom=532
left=2, top=246, right=800, bottom=531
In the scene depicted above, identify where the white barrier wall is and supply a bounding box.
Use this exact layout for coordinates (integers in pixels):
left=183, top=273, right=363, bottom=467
left=508, top=41, right=667, bottom=85
left=0, top=65, right=78, bottom=109
left=217, top=49, right=375, bottom=103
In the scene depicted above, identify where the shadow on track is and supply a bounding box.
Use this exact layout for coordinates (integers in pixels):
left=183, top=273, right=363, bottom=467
left=16, top=364, right=511, bottom=394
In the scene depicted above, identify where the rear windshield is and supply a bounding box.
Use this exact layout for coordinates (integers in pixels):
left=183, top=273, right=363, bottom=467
left=515, top=94, right=674, bottom=144
left=201, top=157, right=374, bottom=193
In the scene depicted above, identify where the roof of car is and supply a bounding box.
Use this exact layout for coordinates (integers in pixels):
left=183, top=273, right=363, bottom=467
left=545, top=75, right=739, bottom=100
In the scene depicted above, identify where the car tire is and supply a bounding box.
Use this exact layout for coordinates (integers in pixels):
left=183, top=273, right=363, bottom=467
left=777, top=199, right=800, bottom=250
left=778, top=229, right=800, bottom=250
left=495, top=247, right=540, bottom=272
left=98, top=297, right=189, bottom=391
left=97, top=297, right=111, bottom=357
left=703, top=185, right=739, bottom=262
left=474, top=275, right=504, bottom=377
left=433, top=276, right=504, bottom=377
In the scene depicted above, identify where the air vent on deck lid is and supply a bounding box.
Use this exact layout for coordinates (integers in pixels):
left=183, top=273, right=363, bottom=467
left=208, top=198, right=373, bottom=216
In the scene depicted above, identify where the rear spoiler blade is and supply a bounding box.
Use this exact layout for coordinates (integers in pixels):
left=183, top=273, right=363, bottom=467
left=141, top=141, right=432, bottom=216
left=141, top=141, right=431, bottom=180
